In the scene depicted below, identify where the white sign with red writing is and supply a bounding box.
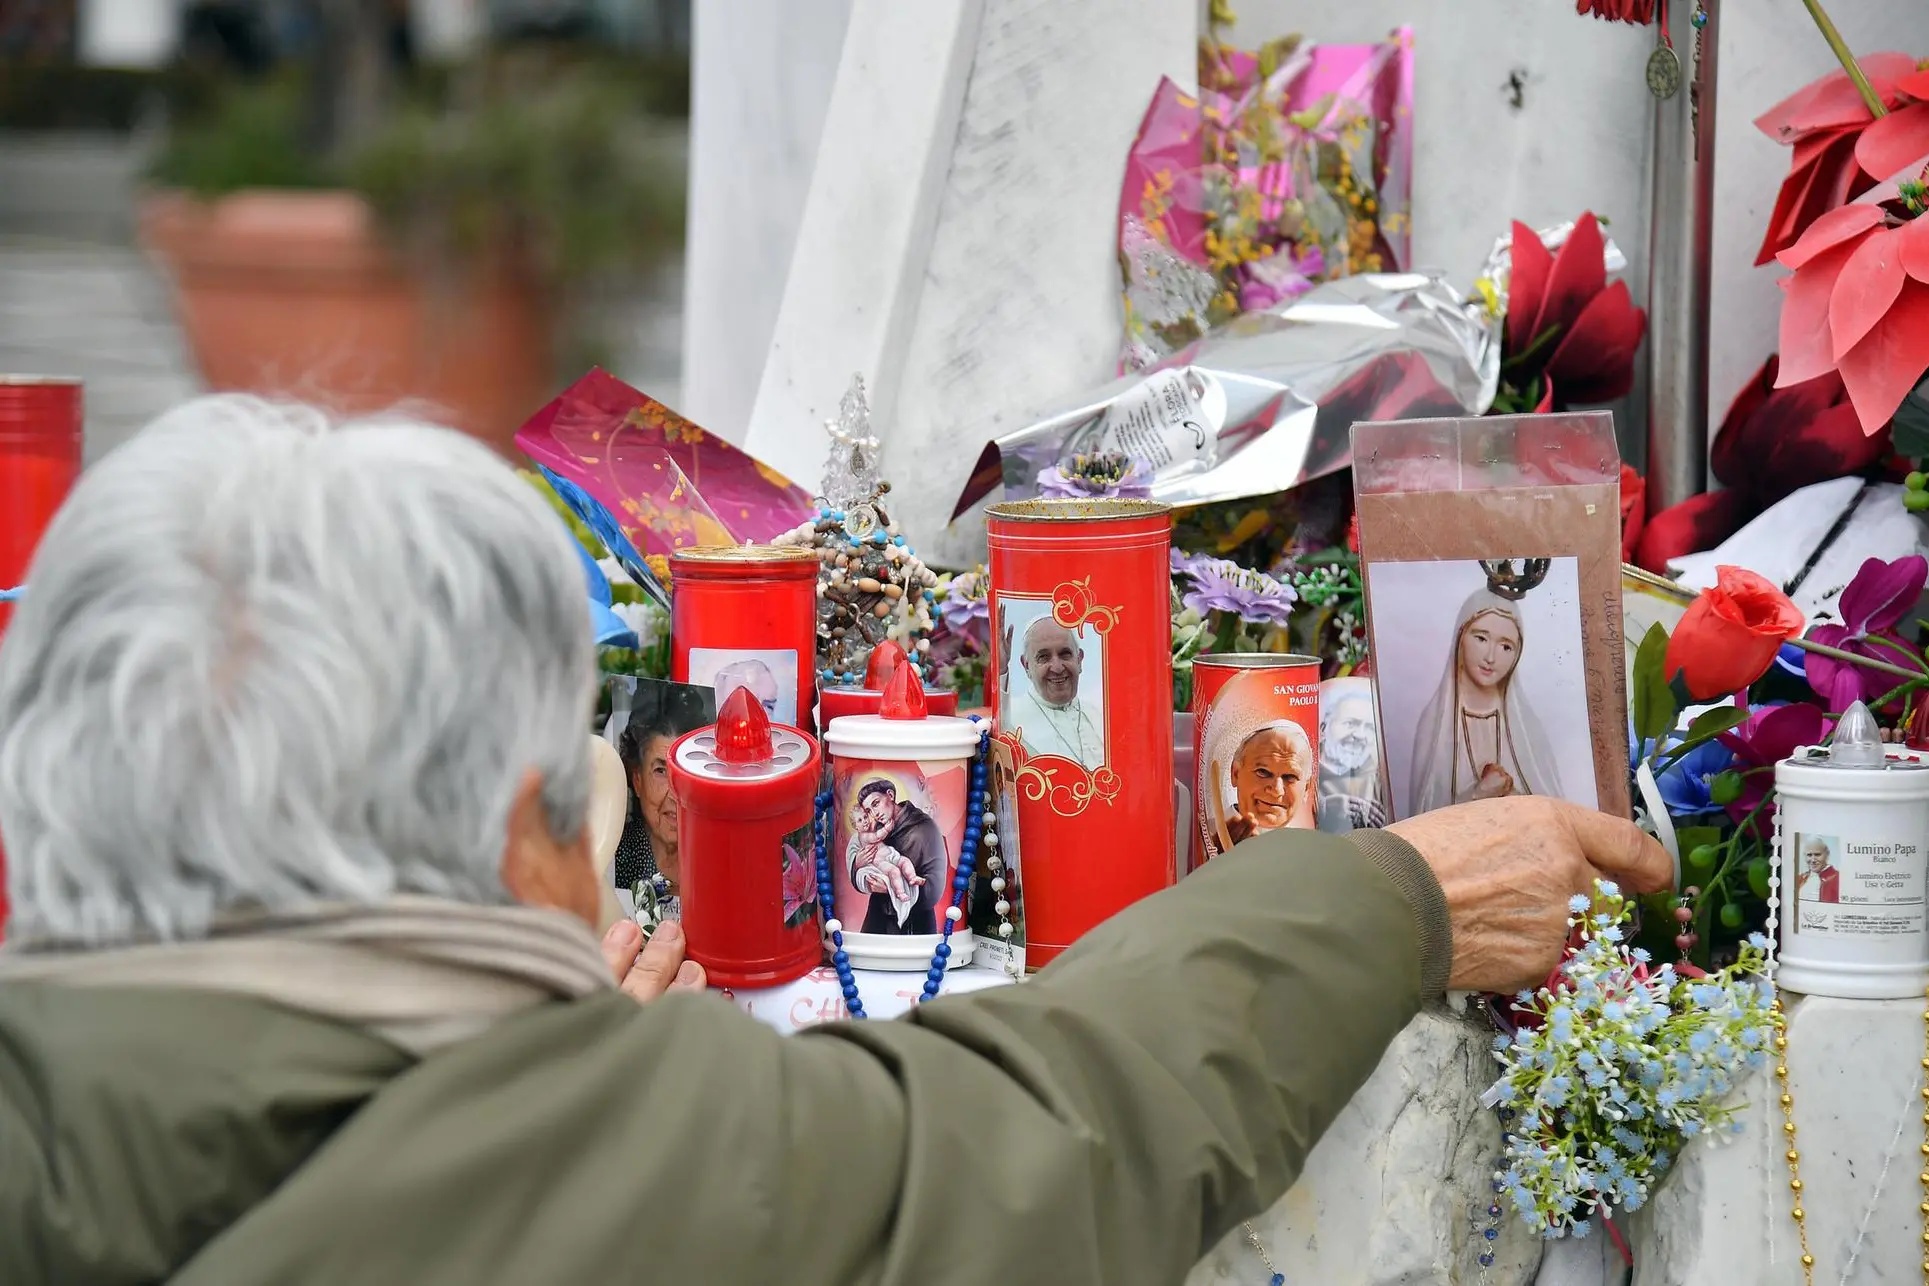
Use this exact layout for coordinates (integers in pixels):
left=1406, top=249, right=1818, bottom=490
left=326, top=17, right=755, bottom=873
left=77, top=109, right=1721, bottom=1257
left=717, top=965, right=1015, bottom=1032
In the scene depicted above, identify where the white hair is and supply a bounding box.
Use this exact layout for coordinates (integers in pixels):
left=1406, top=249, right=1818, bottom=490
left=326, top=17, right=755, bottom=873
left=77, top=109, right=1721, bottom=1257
left=0, top=397, right=596, bottom=944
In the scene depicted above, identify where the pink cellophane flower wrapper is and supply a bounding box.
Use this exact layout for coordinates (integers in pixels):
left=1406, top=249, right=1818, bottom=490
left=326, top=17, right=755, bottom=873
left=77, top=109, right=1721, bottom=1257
left=516, top=368, right=815, bottom=559
left=1117, top=28, right=1415, bottom=371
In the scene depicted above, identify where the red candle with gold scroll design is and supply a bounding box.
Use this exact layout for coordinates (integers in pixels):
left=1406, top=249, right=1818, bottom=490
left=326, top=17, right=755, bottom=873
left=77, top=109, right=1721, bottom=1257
left=671, top=544, right=820, bottom=735
left=986, top=498, right=1173, bottom=966
left=670, top=686, right=823, bottom=989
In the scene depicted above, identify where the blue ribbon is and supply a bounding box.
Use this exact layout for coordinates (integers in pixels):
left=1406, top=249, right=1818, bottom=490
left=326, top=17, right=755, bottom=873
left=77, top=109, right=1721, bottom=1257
left=0, top=586, right=19, bottom=603
left=538, top=466, right=670, bottom=612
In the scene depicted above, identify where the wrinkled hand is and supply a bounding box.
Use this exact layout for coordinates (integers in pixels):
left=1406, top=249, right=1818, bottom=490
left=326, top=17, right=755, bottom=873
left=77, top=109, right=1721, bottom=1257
left=1388, top=797, right=1673, bottom=993
left=601, top=919, right=706, bottom=1003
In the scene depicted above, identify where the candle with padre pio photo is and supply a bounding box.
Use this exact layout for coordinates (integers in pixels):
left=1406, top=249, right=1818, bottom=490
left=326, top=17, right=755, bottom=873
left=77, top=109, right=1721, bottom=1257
left=986, top=498, right=1173, bottom=967
left=671, top=544, right=820, bottom=736
left=1191, top=654, right=1322, bottom=870
left=823, top=666, right=981, bottom=971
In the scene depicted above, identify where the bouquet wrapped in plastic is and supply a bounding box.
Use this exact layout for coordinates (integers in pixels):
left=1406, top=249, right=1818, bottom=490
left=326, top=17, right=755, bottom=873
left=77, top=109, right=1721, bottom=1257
left=1117, top=20, right=1414, bottom=371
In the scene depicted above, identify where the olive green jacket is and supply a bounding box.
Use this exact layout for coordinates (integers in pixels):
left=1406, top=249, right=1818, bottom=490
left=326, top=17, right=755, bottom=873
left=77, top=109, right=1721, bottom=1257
left=0, top=829, right=1449, bottom=1285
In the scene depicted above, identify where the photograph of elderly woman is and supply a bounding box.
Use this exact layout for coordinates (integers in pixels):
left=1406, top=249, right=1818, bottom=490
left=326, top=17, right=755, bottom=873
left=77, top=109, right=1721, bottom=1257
left=605, top=678, right=716, bottom=923
left=1365, top=556, right=1599, bottom=821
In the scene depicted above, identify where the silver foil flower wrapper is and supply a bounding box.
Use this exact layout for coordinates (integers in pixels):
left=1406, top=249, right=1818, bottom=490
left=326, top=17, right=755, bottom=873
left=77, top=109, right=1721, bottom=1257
left=952, top=269, right=1498, bottom=517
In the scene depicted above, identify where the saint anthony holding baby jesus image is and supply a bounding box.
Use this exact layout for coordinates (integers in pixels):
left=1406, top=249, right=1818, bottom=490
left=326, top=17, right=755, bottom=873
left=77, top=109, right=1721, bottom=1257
left=846, top=778, right=949, bottom=935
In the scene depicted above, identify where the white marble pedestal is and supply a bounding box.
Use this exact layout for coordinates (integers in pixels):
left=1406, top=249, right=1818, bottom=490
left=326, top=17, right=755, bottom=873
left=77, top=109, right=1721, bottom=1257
left=1632, top=994, right=1928, bottom=1285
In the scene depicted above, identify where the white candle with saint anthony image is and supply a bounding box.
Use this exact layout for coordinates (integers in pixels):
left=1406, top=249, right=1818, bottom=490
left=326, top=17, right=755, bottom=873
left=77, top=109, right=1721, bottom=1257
left=1775, top=702, right=1929, bottom=1000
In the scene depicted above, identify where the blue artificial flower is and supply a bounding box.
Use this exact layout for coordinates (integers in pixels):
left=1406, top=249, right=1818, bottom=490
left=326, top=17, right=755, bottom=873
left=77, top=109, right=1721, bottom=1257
left=1599, top=924, right=1624, bottom=943
left=1549, top=1005, right=1576, bottom=1032
left=1573, top=1219, right=1592, bottom=1239
left=1569, top=894, right=1592, bottom=914
left=1746, top=1050, right=1769, bottom=1070
left=1632, top=947, right=1652, bottom=964
left=1747, top=933, right=1770, bottom=950
left=1577, top=1051, right=1598, bottom=1071
left=1586, top=1068, right=1609, bottom=1089
left=1598, top=880, right=1620, bottom=898
left=1602, top=1001, right=1626, bottom=1022
left=1682, top=1120, right=1702, bottom=1137
left=1690, top=1030, right=1715, bottom=1055
left=1653, top=736, right=1737, bottom=817
left=1656, top=1088, right=1679, bottom=1109
left=1493, top=1034, right=1512, bottom=1051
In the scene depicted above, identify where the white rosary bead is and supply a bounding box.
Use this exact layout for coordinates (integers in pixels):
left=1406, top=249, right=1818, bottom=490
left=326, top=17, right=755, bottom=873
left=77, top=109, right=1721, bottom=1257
left=981, top=811, right=996, bottom=826
left=945, top=906, right=963, bottom=923
left=997, top=922, right=1015, bottom=939
left=823, top=919, right=842, bottom=935
left=990, top=877, right=1006, bottom=893
left=994, top=899, right=1011, bottom=916
left=983, top=833, right=998, bottom=848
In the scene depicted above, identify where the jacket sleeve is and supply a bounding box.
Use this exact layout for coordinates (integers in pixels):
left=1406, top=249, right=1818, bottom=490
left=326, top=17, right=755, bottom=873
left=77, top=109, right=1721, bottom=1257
left=769, top=827, right=1451, bottom=1286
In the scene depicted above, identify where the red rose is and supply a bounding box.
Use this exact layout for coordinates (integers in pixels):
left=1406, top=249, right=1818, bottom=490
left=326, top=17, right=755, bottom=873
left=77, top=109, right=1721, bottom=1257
left=1664, top=565, right=1807, bottom=700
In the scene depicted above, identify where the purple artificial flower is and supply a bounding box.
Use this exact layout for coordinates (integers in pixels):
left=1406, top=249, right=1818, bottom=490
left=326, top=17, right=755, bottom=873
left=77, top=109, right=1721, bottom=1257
left=1036, top=452, right=1154, bottom=501
left=1180, top=557, right=1297, bottom=626
left=938, top=572, right=991, bottom=644
left=1804, top=555, right=1929, bottom=711
left=1717, top=701, right=1829, bottom=826
left=1236, top=243, right=1326, bottom=313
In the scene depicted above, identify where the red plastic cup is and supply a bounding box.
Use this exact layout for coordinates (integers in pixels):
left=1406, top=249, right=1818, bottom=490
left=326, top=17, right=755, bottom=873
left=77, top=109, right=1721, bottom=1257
left=0, top=377, right=82, bottom=636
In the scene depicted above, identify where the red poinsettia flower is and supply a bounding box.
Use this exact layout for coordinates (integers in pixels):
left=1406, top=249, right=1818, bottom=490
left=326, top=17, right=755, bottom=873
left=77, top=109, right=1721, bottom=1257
left=1754, top=53, right=1922, bottom=265
left=1502, top=214, right=1647, bottom=409
left=1664, top=565, right=1806, bottom=700
left=1632, top=491, right=1748, bottom=578
left=1632, top=355, right=1900, bottom=575
left=1574, top=0, right=1655, bottom=22
left=1619, top=464, right=1646, bottom=563
left=1859, top=67, right=1929, bottom=189
left=1776, top=178, right=1929, bottom=434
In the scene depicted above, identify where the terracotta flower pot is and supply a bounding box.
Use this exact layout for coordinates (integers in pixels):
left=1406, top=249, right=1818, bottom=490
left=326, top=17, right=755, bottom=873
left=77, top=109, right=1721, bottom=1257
left=140, top=189, right=554, bottom=456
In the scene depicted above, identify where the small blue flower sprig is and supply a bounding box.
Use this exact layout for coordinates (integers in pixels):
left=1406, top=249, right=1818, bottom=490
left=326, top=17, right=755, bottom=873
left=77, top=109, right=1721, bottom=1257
left=1482, top=880, right=1775, bottom=1240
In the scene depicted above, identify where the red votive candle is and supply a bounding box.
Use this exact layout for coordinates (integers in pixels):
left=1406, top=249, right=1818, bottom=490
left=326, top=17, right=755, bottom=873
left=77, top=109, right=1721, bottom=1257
left=987, top=498, right=1174, bottom=967
left=0, top=376, right=82, bottom=636
left=671, top=544, right=820, bottom=735
left=671, top=686, right=824, bottom=988
left=819, top=640, right=958, bottom=728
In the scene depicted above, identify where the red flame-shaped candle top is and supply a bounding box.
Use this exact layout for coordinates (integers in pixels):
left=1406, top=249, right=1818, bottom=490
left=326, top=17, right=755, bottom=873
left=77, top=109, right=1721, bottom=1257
left=879, top=660, right=928, bottom=721
left=714, top=685, right=776, bottom=763
left=864, top=640, right=908, bottom=691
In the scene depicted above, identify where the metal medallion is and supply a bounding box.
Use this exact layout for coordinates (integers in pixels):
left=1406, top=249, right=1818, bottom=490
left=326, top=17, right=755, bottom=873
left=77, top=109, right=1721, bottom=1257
left=1646, top=44, right=1681, bottom=100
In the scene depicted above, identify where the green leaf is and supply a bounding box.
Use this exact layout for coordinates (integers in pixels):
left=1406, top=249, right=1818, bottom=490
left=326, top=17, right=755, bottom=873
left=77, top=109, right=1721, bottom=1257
left=1684, top=704, right=1750, bottom=741
left=1891, top=372, right=1929, bottom=461
left=1632, top=622, right=1678, bottom=744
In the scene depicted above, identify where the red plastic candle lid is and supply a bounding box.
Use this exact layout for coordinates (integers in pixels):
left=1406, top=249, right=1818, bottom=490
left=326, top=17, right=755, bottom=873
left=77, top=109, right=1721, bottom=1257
left=714, top=686, right=773, bottom=763
left=864, top=640, right=908, bottom=690
left=677, top=687, right=813, bottom=782
left=879, top=662, right=928, bottom=720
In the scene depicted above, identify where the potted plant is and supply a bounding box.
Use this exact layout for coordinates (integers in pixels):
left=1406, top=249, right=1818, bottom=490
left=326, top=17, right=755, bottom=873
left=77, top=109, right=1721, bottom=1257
left=140, top=58, right=683, bottom=455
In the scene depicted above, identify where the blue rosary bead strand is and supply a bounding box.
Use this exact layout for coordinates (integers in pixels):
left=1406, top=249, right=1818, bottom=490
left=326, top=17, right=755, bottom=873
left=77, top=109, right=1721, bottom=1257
left=813, top=788, right=865, bottom=1018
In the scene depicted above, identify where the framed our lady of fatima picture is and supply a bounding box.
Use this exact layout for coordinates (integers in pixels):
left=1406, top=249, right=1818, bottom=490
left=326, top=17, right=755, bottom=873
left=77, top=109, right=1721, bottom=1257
left=1352, top=412, right=1631, bottom=823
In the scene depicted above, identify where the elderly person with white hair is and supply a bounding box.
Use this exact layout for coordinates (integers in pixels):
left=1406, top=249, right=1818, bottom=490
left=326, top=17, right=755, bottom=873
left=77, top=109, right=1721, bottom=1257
left=0, top=397, right=1671, bottom=1285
